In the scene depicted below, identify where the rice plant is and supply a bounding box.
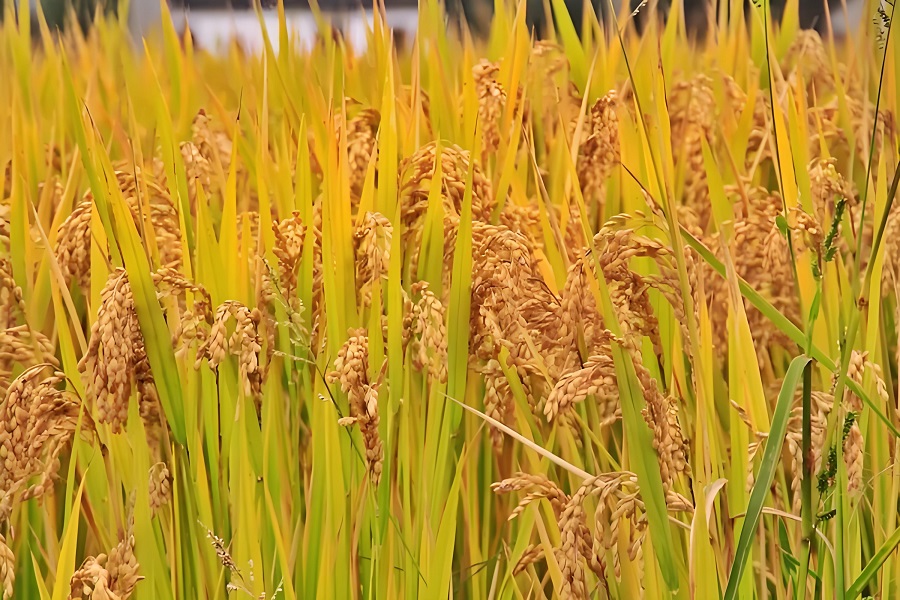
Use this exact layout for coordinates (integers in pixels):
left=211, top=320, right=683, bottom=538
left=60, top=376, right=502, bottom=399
left=1, top=0, right=900, bottom=597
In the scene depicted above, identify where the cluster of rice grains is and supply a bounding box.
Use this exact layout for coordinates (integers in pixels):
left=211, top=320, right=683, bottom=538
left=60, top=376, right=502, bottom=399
left=478, top=31, right=895, bottom=599
left=68, top=499, right=141, bottom=600
left=1, top=9, right=899, bottom=599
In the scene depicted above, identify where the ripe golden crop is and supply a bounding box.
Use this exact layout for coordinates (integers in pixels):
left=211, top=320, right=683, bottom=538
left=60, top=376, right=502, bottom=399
left=0, top=1, right=897, bottom=598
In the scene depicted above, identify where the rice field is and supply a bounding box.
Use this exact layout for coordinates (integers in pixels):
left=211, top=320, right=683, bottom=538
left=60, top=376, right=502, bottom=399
left=1, top=0, right=900, bottom=598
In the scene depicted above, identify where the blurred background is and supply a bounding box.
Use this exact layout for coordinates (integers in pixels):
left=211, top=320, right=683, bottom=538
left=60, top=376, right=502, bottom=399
left=3, top=0, right=864, bottom=52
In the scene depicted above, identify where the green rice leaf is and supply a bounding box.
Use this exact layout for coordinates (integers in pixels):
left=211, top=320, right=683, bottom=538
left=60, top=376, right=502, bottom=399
left=724, top=355, right=812, bottom=600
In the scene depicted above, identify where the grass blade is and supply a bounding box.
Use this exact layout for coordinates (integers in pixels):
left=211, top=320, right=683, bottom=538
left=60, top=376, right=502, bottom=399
left=724, top=355, right=812, bottom=599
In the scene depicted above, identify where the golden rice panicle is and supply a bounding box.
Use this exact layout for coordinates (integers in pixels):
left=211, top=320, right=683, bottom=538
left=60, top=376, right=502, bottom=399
left=256, top=262, right=283, bottom=375
left=491, top=472, right=598, bottom=590
left=805, top=94, right=894, bottom=171
left=145, top=193, right=184, bottom=271
left=557, top=481, right=593, bottom=599
left=326, top=329, right=384, bottom=486
left=434, top=214, right=462, bottom=299
left=589, top=473, right=644, bottom=582
left=106, top=505, right=142, bottom=596
left=78, top=269, right=137, bottom=433
left=0, top=327, right=58, bottom=396
left=152, top=267, right=214, bottom=319
left=0, top=532, right=12, bottom=600
left=530, top=42, right=581, bottom=140
left=882, top=205, right=900, bottom=295
left=467, top=225, right=564, bottom=421
left=470, top=222, right=572, bottom=378
left=845, top=352, right=867, bottom=486
left=577, top=90, right=620, bottom=203
left=56, top=173, right=183, bottom=289
left=170, top=306, right=210, bottom=361
left=148, top=462, right=171, bottom=516
left=720, top=73, right=750, bottom=123
left=0, top=369, right=45, bottom=494
left=132, top=313, right=162, bottom=448
left=531, top=40, right=566, bottom=68
left=843, top=420, right=864, bottom=495
left=593, top=226, right=669, bottom=356
left=111, top=168, right=183, bottom=271
left=236, top=210, right=261, bottom=251
left=54, top=199, right=93, bottom=289
left=180, top=141, right=213, bottom=199
left=0, top=366, right=93, bottom=502
left=68, top=508, right=141, bottom=600
left=638, top=374, right=690, bottom=490
left=491, top=472, right=570, bottom=520
left=0, top=227, right=53, bottom=396
left=394, top=293, right=415, bottom=354
left=760, top=200, right=796, bottom=304
left=399, top=147, right=493, bottom=302
left=596, top=474, right=692, bottom=582
left=786, top=391, right=833, bottom=511
left=846, top=350, right=869, bottom=413
left=496, top=199, right=543, bottom=249
left=593, top=230, right=694, bottom=487
left=512, top=545, right=544, bottom=575
left=562, top=203, right=588, bottom=264
left=305, top=200, right=326, bottom=347
left=197, top=301, right=263, bottom=400
left=544, top=352, right=619, bottom=426
left=808, top=157, right=854, bottom=219
left=20, top=372, right=85, bottom=501
left=0, top=254, right=24, bottom=328
left=472, top=59, right=507, bottom=159
left=191, top=108, right=234, bottom=172
left=705, top=187, right=797, bottom=358
left=560, top=255, right=604, bottom=354
left=272, top=210, right=307, bottom=304
left=556, top=474, right=609, bottom=599
left=153, top=267, right=214, bottom=362
left=105, top=165, right=184, bottom=267
left=788, top=206, right=825, bottom=257
left=354, top=212, right=392, bottom=307
left=783, top=30, right=834, bottom=95
left=841, top=351, right=889, bottom=495
left=668, top=75, right=716, bottom=228
left=343, top=108, right=381, bottom=198
left=845, top=97, right=896, bottom=164
left=398, top=142, right=493, bottom=235
left=480, top=358, right=514, bottom=452
left=409, top=281, right=448, bottom=383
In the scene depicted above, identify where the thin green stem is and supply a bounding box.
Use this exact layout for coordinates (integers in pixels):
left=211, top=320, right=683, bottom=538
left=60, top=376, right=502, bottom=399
left=854, top=0, right=894, bottom=276
left=798, top=359, right=815, bottom=596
